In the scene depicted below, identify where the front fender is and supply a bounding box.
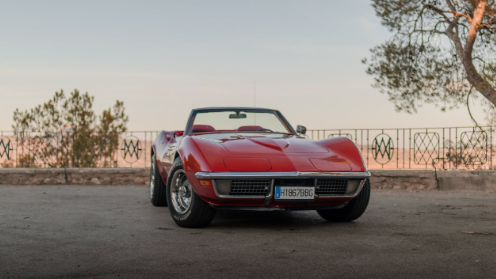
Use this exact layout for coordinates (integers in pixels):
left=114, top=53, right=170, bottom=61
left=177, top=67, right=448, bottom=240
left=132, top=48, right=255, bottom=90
left=318, top=137, right=367, bottom=172
left=178, top=137, right=225, bottom=203
left=178, top=137, right=213, bottom=174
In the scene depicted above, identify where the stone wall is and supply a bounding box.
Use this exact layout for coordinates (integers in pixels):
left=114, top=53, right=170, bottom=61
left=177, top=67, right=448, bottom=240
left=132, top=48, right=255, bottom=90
left=437, top=170, right=496, bottom=191
left=0, top=168, right=149, bottom=185
left=371, top=170, right=496, bottom=191
left=0, top=168, right=495, bottom=191
left=371, top=170, right=438, bottom=190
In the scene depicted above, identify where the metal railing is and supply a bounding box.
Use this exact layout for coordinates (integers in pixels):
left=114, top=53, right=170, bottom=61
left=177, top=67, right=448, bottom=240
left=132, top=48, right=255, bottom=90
left=0, top=126, right=494, bottom=170
left=307, top=126, right=495, bottom=170
left=0, top=131, right=159, bottom=168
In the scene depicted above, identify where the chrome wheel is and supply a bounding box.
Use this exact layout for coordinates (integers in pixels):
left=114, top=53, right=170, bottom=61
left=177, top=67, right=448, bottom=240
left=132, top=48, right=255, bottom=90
left=170, top=170, right=192, bottom=214
left=150, top=155, right=155, bottom=199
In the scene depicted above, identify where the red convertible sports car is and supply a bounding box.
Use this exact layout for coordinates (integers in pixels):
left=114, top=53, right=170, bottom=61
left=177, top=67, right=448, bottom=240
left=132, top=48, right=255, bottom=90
left=151, top=107, right=370, bottom=227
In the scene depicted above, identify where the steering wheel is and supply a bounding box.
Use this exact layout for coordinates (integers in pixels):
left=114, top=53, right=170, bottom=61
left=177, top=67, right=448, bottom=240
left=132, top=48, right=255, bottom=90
left=257, top=128, right=273, bottom=132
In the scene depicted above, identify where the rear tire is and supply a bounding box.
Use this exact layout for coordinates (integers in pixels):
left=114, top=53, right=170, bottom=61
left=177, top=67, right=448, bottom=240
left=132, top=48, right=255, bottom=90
left=317, top=179, right=370, bottom=222
left=150, top=154, right=168, bottom=206
left=167, top=158, right=216, bottom=228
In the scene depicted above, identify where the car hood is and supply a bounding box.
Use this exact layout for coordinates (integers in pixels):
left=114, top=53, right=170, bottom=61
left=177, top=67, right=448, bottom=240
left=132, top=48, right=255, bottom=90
left=189, top=133, right=360, bottom=172
left=194, top=133, right=328, bottom=153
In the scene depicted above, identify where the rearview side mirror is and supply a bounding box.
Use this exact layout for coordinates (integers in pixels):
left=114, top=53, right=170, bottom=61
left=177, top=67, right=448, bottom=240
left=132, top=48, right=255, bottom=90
left=229, top=113, right=247, bottom=119
left=296, top=125, right=306, bottom=135
left=174, top=131, right=184, bottom=137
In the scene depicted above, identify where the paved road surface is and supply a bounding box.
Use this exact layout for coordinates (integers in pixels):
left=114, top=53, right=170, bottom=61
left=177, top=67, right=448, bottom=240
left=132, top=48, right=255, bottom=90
left=1, top=186, right=496, bottom=279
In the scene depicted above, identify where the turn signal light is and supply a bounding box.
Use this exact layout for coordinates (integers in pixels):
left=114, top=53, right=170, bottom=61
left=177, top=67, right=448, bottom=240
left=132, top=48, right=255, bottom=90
left=199, top=179, right=212, bottom=186
left=346, top=180, right=362, bottom=195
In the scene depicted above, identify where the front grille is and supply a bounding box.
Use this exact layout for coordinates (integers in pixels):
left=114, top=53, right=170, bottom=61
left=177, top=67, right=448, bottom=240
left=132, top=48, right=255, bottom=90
left=316, top=179, right=348, bottom=196
left=229, top=179, right=271, bottom=196
left=215, top=178, right=356, bottom=197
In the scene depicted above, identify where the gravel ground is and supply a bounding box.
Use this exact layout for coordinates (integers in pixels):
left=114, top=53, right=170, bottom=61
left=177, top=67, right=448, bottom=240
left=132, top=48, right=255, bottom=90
left=1, top=185, right=495, bottom=279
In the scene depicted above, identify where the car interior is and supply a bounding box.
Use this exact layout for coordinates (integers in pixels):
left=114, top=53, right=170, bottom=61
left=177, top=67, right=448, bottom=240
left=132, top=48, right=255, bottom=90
left=191, top=125, right=268, bottom=134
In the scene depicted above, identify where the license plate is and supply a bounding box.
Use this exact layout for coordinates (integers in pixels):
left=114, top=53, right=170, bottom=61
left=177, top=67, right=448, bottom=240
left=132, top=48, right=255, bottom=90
left=274, top=186, right=315, bottom=200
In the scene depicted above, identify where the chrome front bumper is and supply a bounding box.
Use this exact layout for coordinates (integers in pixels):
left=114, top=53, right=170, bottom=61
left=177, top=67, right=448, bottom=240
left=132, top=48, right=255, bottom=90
left=195, top=171, right=371, bottom=179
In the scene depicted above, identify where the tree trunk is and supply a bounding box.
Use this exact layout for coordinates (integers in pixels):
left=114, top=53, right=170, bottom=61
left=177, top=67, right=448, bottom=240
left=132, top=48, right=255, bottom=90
left=448, top=0, right=496, bottom=107
left=463, top=59, right=496, bottom=106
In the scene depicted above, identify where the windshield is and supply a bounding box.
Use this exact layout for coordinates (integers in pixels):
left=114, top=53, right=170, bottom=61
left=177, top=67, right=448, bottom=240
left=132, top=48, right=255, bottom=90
left=189, top=110, right=292, bottom=134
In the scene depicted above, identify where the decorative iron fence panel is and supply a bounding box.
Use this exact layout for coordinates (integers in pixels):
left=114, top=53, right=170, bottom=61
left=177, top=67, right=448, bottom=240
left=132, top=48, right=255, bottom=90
left=307, top=127, right=495, bottom=170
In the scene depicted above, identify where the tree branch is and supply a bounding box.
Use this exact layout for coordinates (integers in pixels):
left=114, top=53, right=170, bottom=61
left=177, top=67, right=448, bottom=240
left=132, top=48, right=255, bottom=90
left=445, top=0, right=457, bottom=12
left=424, top=4, right=473, bottom=23
left=446, top=17, right=465, bottom=60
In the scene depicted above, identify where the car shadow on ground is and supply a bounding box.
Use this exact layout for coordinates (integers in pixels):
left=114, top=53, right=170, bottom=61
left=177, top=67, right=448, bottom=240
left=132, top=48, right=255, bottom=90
left=206, top=209, right=360, bottom=230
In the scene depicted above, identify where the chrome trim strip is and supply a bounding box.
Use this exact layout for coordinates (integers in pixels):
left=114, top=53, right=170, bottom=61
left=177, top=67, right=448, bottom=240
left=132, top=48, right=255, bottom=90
left=264, top=179, right=275, bottom=206
left=196, top=171, right=371, bottom=179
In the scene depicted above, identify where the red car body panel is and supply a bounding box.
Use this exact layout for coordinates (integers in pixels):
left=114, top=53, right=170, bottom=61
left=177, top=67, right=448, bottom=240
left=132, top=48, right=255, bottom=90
left=152, top=108, right=369, bottom=210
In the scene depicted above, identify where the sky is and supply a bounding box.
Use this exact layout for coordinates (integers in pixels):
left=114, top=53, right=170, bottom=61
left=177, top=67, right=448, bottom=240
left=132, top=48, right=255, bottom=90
left=0, top=0, right=490, bottom=132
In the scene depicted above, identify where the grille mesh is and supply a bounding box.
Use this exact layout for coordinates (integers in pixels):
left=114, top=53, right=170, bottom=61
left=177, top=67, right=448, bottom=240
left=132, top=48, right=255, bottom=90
left=229, top=179, right=271, bottom=196
left=316, top=179, right=348, bottom=196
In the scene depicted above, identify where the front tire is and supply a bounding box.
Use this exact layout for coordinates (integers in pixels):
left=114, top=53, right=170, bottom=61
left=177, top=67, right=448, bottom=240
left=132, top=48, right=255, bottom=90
left=167, top=158, right=216, bottom=228
left=317, top=179, right=370, bottom=222
left=150, top=154, right=167, bottom=206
